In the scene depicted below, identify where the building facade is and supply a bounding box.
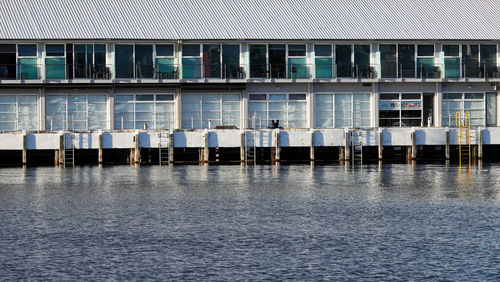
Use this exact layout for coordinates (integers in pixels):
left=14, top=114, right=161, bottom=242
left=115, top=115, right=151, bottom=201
left=1, top=0, right=499, bottom=132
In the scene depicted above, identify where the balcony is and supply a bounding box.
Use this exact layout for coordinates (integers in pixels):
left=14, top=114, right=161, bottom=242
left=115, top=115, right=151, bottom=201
left=182, top=64, right=246, bottom=79
left=249, top=64, right=313, bottom=79
left=444, top=61, right=500, bottom=80
left=314, top=63, right=378, bottom=79
left=381, top=60, right=442, bottom=80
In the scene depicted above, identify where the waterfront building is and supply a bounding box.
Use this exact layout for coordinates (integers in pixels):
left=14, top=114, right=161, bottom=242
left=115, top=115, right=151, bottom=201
left=0, top=0, right=499, bottom=164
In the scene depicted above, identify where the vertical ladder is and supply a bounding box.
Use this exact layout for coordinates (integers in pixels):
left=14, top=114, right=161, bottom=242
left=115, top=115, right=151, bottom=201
left=351, top=130, right=363, bottom=164
left=456, top=111, right=471, bottom=168
left=64, top=133, right=75, bottom=167
left=158, top=130, right=169, bottom=165
left=244, top=130, right=257, bottom=164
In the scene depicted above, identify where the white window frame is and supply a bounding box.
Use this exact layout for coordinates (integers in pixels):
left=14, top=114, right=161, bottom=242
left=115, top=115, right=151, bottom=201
left=0, top=94, right=38, bottom=131
left=442, top=92, right=486, bottom=127
left=181, top=93, right=240, bottom=129
left=46, top=94, right=108, bottom=130
left=114, top=93, right=175, bottom=130
left=248, top=92, right=307, bottom=128
left=314, top=92, right=372, bottom=128
left=379, top=92, right=423, bottom=127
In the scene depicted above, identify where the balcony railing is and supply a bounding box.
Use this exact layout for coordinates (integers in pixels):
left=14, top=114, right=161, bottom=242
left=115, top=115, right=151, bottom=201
left=0, top=64, right=42, bottom=80
left=249, top=64, right=312, bottom=79
left=182, top=64, right=246, bottom=79
left=444, top=61, right=500, bottom=79
left=380, top=60, right=442, bottom=79
left=314, top=64, right=378, bottom=79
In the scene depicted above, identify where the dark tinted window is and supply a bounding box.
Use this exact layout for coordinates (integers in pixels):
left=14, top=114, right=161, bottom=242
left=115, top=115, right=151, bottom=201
left=402, top=93, right=421, bottom=99
left=315, top=45, right=331, bottom=56
left=443, top=45, right=459, bottom=56
left=417, top=45, right=434, bottom=56
left=182, top=45, right=200, bottom=56
left=156, top=45, right=174, bottom=56
left=0, top=44, right=16, bottom=53
left=288, top=45, right=306, bottom=56
left=249, top=94, right=266, bottom=100
left=156, top=95, right=174, bottom=101
left=380, top=93, right=399, bottom=100
left=46, top=45, right=64, bottom=56
left=18, top=44, right=37, bottom=56
left=289, top=94, right=306, bottom=100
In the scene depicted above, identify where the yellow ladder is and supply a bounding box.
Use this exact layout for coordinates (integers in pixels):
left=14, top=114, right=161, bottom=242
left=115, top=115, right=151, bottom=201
left=456, top=111, right=471, bottom=168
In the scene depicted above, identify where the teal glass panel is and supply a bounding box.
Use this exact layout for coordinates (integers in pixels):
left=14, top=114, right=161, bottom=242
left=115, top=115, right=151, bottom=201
left=135, top=45, right=153, bottom=78
left=155, top=58, right=176, bottom=78
left=115, top=45, right=133, bottom=78
left=288, top=58, right=307, bottom=78
left=182, top=58, right=201, bottom=78
left=417, top=58, right=435, bottom=78
left=45, top=58, right=65, bottom=79
left=315, top=58, right=333, bottom=78
left=17, top=58, right=38, bottom=79
left=445, top=58, right=460, bottom=78
left=222, top=45, right=240, bottom=78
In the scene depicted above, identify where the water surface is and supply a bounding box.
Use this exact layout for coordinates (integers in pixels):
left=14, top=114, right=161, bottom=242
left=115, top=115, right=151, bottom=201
left=0, top=164, right=499, bottom=280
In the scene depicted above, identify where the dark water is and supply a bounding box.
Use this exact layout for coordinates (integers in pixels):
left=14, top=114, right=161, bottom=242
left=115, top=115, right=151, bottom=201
left=0, top=164, right=499, bottom=280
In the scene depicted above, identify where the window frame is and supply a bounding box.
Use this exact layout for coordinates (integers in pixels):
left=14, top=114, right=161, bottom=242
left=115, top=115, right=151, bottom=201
left=115, top=93, right=176, bottom=130
left=0, top=94, right=39, bottom=131
left=379, top=92, right=423, bottom=127
left=314, top=92, right=372, bottom=128
left=248, top=92, right=307, bottom=128
left=46, top=94, right=108, bottom=130
left=442, top=92, right=486, bottom=126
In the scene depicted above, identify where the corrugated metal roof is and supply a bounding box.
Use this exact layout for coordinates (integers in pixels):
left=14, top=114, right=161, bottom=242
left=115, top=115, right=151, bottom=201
left=1, top=0, right=499, bottom=40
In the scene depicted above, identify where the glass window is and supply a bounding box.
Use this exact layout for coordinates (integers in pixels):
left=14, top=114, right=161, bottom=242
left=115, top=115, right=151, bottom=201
left=417, top=45, right=434, bottom=56
left=46, top=45, right=64, bottom=57
left=442, top=92, right=485, bottom=126
left=136, top=45, right=153, bottom=78
left=182, top=45, right=201, bottom=79
left=288, top=45, right=307, bottom=78
left=398, top=44, right=415, bottom=78
left=315, top=45, right=332, bottom=57
left=115, top=45, right=134, bottom=78
left=288, top=45, right=306, bottom=56
left=443, top=45, right=460, bottom=78
left=380, top=44, right=396, bottom=78
left=156, top=45, right=173, bottom=57
left=314, top=93, right=371, bottom=128
left=249, top=45, right=267, bottom=78
left=222, top=45, right=241, bottom=79
left=0, top=95, right=38, bottom=130
left=354, top=45, right=370, bottom=78
left=462, top=44, right=479, bottom=78
left=335, top=45, right=352, bottom=77
left=269, top=45, right=286, bottom=78
left=46, top=94, right=107, bottom=130
left=443, top=45, right=459, bottom=57
left=18, top=45, right=37, bottom=57
left=486, top=92, right=497, bottom=126
left=182, top=45, right=200, bottom=56
left=417, top=45, right=436, bottom=78
left=203, top=45, right=221, bottom=78
left=0, top=44, right=16, bottom=80
left=114, top=94, right=175, bottom=129
left=182, top=93, right=240, bottom=129
left=480, top=45, right=497, bottom=78
left=248, top=93, right=306, bottom=128
left=379, top=93, right=422, bottom=127
left=315, top=45, right=333, bottom=79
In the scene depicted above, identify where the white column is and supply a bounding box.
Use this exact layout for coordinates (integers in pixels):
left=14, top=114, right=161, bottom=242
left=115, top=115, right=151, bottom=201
left=308, top=82, right=314, bottom=128
left=435, top=82, right=443, bottom=127
left=175, top=88, right=182, bottom=129
left=39, top=87, right=45, bottom=130
left=241, top=89, right=248, bottom=129
left=372, top=82, right=379, bottom=127
left=108, top=88, right=114, bottom=130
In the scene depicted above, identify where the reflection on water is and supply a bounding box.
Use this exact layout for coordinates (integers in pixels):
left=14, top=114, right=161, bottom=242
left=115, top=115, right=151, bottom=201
left=0, top=164, right=499, bottom=280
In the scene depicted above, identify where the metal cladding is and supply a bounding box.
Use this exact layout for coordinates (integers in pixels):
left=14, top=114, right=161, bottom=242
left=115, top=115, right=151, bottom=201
left=0, top=0, right=500, bottom=40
